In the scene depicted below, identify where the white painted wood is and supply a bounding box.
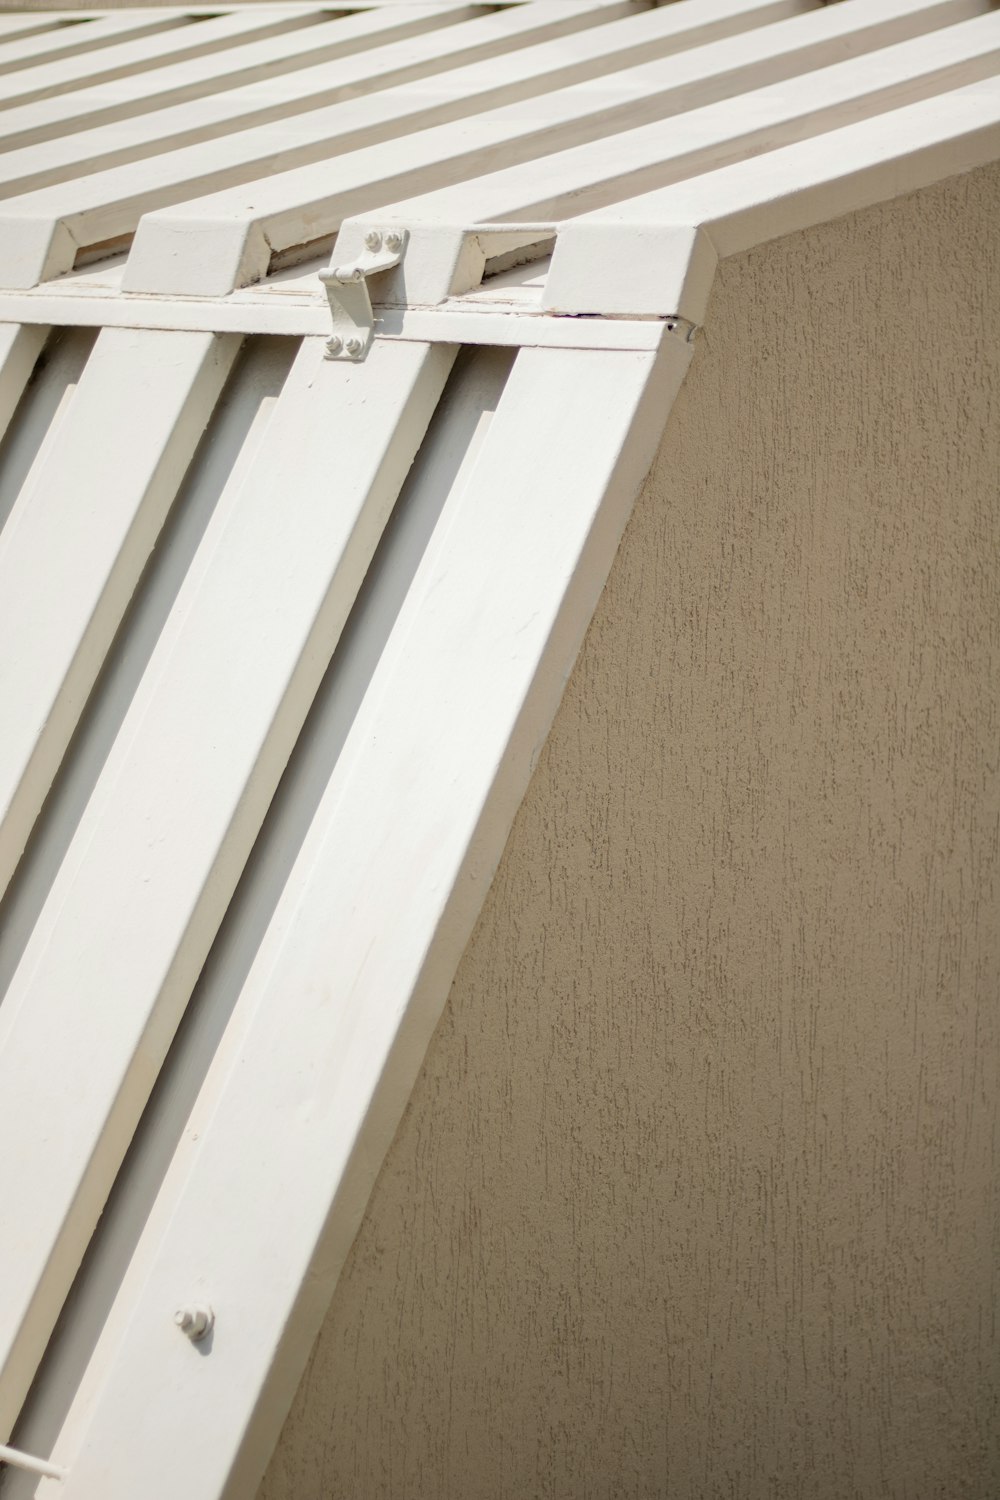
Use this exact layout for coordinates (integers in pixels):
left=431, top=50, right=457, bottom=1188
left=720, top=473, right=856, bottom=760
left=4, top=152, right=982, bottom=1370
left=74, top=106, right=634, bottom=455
left=0, top=0, right=794, bottom=198
left=0, top=323, right=46, bottom=443
left=0, top=335, right=453, bottom=1444
left=0, top=328, right=95, bottom=542
left=37, top=331, right=691, bottom=1500
left=0, top=0, right=616, bottom=155
left=0, top=17, right=67, bottom=42
left=0, top=13, right=184, bottom=76
left=0, top=9, right=327, bottom=113
left=0, top=327, right=240, bottom=898
left=116, top=0, right=979, bottom=298
left=327, top=6, right=1000, bottom=297
left=0, top=286, right=679, bottom=349
left=544, top=76, right=1000, bottom=321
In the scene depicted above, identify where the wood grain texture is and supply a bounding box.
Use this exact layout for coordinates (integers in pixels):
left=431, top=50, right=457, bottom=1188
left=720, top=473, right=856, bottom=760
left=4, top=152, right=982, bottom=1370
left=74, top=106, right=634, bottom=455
left=257, top=160, right=1000, bottom=1500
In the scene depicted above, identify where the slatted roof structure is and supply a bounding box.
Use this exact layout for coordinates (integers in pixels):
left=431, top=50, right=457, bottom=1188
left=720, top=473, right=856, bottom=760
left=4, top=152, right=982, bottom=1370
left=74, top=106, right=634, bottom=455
left=0, top=0, right=997, bottom=1496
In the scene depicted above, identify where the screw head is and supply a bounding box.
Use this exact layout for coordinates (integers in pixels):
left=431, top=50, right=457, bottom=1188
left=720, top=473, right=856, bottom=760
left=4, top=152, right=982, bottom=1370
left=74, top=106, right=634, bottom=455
left=364, top=230, right=382, bottom=252
left=384, top=230, right=402, bottom=253
left=326, top=335, right=343, bottom=355
left=345, top=337, right=363, bottom=357
left=175, top=1305, right=214, bottom=1342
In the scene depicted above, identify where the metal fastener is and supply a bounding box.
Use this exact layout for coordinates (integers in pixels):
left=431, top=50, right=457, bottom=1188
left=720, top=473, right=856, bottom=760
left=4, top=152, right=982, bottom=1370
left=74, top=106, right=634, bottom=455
left=345, top=337, right=363, bottom=356
left=384, top=230, right=402, bottom=252
left=326, top=335, right=343, bottom=355
left=175, top=1305, right=214, bottom=1342
left=363, top=230, right=382, bottom=251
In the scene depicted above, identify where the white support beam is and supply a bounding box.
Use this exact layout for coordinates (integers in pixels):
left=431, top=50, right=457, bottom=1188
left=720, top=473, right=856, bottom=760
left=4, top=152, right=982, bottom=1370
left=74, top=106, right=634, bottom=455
left=0, top=284, right=678, bottom=349
left=116, top=0, right=978, bottom=298
left=39, top=328, right=692, bottom=1500
left=0, top=335, right=453, bottom=1444
left=0, top=326, right=240, bottom=897
left=543, top=76, right=1000, bottom=321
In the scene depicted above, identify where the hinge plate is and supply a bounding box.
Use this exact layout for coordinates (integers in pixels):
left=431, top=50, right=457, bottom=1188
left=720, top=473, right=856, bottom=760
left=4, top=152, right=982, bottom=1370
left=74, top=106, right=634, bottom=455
left=319, top=228, right=408, bottom=362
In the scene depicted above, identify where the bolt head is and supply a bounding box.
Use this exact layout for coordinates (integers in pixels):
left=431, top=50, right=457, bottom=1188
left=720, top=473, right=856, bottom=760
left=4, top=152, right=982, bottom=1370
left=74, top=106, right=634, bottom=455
left=326, top=335, right=343, bottom=355
left=364, top=230, right=382, bottom=252
left=175, top=1305, right=214, bottom=1341
left=384, top=230, right=402, bottom=253
left=345, top=337, right=363, bottom=357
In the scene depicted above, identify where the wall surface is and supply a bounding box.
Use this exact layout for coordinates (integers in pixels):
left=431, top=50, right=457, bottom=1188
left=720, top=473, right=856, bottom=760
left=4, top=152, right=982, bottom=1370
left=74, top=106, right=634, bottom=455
left=257, top=161, right=1000, bottom=1500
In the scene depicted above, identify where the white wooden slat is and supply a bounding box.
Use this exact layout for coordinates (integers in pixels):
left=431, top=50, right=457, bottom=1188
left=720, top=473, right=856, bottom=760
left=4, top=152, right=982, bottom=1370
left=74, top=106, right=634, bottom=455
left=0, top=0, right=646, bottom=200
left=0, top=327, right=240, bottom=897
left=0, top=8, right=330, bottom=113
left=37, top=332, right=692, bottom=1500
left=0, top=17, right=68, bottom=42
left=543, top=76, right=1000, bottom=322
left=0, top=324, right=46, bottom=444
left=4, top=9, right=845, bottom=291
left=0, top=286, right=675, bottom=348
left=0, top=0, right=612, bottom=154
left=0, top=1, right=813, bottom=291
left=327, top=6, right=1000, bottom=284
left=116, top=0, right=981, bottom=298
left=0, top=13, right=187, bottom=76
left=0, top=0, right=803, bottom=199
left=0, top=334, right=453, bottom=1444
left=0, top=328, right=95, bottom=540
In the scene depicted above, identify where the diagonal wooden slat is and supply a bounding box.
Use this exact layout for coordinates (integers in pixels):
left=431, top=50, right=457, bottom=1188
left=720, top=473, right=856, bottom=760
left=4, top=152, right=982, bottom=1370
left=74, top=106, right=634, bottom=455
left=0, top=0, right=641, bottom=197
left=0, top=334, right=454, bottom=1445
left=37, top=331, right=692, bottom=1500
left=115, top=0, right=980, bottom=296
left=0, top=12, right=188, bottom=77
left=0, top=9, right=331, bottom=114
left=0, top=0, right=608, bottom=153
left=542, top=76, right=1000, bottom=320
left=0, top=323, right=46, bottom=445
left=0, top=326, right=241, bottom=896
left=328, top=10, right=1000, bottom=249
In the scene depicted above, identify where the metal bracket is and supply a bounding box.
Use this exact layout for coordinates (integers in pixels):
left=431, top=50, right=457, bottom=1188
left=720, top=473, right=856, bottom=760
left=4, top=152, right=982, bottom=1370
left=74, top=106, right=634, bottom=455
left=319, top=228, right=408, bottom=362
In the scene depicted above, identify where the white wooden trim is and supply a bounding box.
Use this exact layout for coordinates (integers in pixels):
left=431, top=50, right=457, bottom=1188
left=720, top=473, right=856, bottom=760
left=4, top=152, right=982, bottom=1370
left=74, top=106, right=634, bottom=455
left=0, top=327, right=240, bottom=898
left=39, top=331, right=691, bottom=1500
left=0, top=335, right=452, bottom=1442
left=0, top=288, right=678, bottom=349
left=117, top=0, right=977, bottom=298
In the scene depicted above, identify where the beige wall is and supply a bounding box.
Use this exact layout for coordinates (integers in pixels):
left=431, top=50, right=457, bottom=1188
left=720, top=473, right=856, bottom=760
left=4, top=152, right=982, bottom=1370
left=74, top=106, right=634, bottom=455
left=258, top=161, right=1000, bottom=1500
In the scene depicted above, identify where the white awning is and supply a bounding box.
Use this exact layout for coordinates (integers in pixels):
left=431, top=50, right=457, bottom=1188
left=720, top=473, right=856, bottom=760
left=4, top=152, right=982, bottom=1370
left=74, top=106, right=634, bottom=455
left=0, top=0, right=996, bottom=1493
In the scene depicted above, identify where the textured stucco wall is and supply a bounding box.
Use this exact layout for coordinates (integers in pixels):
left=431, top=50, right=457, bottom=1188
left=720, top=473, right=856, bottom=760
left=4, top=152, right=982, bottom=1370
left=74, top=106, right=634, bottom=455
left=258, top=161, right=1000, bottom=1500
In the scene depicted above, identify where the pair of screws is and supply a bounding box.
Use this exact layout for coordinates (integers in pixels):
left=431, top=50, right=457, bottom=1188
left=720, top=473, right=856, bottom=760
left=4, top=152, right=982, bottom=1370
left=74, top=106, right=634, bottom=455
left=327, top=335, right=364, bottom=357
left=364, top=229, right=403, bottom=253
